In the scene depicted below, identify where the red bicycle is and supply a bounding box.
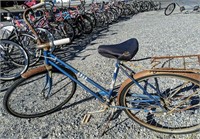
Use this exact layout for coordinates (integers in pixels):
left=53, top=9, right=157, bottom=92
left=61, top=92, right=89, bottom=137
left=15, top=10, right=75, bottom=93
left=21, top=0, right=38, bottom=9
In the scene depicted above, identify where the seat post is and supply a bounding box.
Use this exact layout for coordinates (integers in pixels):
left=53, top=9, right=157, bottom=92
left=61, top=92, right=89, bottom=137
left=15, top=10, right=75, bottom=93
left=108, top=59, right=120, bottom=98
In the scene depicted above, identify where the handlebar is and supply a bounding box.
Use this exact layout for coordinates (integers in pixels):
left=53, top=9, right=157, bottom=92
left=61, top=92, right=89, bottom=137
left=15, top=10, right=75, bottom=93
left=37, top=38, right=70, bottom=49
left=23, top=2, right=71, bottom=48
left=31, top=2, right=46, bottom=10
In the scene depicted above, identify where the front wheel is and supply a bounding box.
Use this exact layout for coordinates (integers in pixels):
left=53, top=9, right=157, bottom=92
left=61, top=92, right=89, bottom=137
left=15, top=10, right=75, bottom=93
left=0, top=39, right=29, bottom=80
left=119, top=74, right=200, bottom=134
left=3, top=68, right=77, bottom=118
left=164, top=3, right=176, bottom=16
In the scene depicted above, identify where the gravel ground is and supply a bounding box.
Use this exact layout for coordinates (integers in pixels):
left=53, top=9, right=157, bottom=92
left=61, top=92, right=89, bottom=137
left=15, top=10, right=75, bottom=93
left=0, top=10, right=200, bottom=139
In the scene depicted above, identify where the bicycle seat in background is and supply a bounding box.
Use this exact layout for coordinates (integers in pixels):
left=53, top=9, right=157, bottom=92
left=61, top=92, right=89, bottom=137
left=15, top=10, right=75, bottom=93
left=98, top=38, right=139, bottom=61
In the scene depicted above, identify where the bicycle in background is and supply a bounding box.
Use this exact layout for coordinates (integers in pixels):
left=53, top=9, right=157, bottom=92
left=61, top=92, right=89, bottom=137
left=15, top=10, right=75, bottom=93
left=164, top=0, right=200, bottom=16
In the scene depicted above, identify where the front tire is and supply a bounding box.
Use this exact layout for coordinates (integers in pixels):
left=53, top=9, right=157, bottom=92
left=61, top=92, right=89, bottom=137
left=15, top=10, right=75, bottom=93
left=3, top=68, right=77, bottom=118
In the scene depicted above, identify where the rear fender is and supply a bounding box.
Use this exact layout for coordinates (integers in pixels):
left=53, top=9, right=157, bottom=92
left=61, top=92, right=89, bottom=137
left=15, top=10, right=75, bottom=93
left=117, top=70, right=200, bottom=104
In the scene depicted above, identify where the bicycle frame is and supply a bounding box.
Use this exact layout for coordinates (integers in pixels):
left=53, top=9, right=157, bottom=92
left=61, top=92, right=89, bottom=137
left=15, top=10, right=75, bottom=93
left=43, top=50, right=163, bottom=109
left=22, top=2, right=164, bottom=111
left=44, top=50, right=118, bottom=103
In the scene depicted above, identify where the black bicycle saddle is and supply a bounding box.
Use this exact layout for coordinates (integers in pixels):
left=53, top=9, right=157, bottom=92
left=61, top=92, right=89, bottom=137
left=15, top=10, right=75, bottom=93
left=98, top=38, right=139, bottom=61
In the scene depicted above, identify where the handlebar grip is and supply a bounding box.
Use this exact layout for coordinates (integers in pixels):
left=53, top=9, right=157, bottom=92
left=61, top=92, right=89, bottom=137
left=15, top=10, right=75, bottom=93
left=31, top=2, right=45, bottom=10
left=50, top=38, right=70, bottom=46
left=37, top=38, right=70, bottom=49
left=4, top=17, right=11, bottom=20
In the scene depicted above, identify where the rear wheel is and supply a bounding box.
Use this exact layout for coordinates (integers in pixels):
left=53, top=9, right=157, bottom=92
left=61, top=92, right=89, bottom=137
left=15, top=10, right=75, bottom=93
left=3, top=68, right=77, bottom=118
left=119, top=74, right=200, bottom=134
left=164, top=3, right=176, bottom=16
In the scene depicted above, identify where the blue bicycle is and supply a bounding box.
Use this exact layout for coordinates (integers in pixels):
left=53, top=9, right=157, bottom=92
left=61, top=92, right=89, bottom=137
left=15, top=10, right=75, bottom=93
left=3, top=2, right=200, bottom=134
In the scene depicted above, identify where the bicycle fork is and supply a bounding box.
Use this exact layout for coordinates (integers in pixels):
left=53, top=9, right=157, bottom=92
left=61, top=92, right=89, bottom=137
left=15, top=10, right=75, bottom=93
left=41, top=70, right=53, bottom=99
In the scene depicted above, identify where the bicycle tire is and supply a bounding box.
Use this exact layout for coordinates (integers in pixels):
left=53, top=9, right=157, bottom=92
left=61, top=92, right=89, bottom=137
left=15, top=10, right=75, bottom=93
left=164, top=3, right=176, bottom=16
left=103, top=13, right=110, bottom=25
left=105, top=11, right=115, bottom=24
left=122, top=6, right=132, bottom=17
left=140, top=1, right=150, bottom=12
left=95, top=12, right=105, bottom=27
left=113, top=6, right=123, bottom=17
left=132, top=2, right=140, bottom=13
left=119, top=74, right=200, bottom=134
left=70, top=18, right=83, bottom=37
left=0, top=39, right=29, bottom=80
left=0, top=78, right=17, bottom=92
left=110, top=8, right=119, bottom=21
left=8, top=33, right=41, bottom=67
left=85, top=13, right=97, bottom=28
left=59, top=21, right=75, bottom=42
left=3, top=67, right=77, bottom=118
left=81, top=15, right=93, bottom=34
left=50, top=27, right=64, bottom=40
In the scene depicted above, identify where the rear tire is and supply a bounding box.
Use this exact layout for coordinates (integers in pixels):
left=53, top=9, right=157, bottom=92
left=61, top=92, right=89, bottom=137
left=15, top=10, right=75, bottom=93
left=119, top=74, right=200, bottom=134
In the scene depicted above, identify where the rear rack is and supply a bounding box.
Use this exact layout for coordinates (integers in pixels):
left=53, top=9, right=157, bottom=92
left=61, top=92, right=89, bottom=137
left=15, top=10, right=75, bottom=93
left=151, top=54, right=200, bottom=73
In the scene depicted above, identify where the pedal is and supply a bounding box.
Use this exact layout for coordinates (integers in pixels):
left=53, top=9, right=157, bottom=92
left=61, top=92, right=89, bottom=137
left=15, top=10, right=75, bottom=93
left=81, top=114, right=92, bottom=124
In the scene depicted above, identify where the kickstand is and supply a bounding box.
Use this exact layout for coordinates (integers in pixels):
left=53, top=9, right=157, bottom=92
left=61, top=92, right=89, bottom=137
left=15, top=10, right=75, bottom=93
left=98, top=107, right=115, bottom=137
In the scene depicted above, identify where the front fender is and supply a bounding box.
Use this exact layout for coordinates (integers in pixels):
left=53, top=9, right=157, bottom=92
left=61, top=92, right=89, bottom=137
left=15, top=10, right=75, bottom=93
left=21, top=65, right=77, bottom=80
left=21, top=66, right=47, bottom=78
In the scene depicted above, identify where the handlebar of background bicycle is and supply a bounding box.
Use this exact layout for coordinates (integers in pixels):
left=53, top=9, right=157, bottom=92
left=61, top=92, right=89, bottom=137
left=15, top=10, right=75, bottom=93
left=23, top=2, right=71, bottom=49
left=31, top=2, right=46, bottom=10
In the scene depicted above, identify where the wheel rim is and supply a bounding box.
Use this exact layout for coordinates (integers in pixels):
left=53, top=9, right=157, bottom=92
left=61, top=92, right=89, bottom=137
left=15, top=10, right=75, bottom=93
left=121, top=74, right=200, bottom=133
